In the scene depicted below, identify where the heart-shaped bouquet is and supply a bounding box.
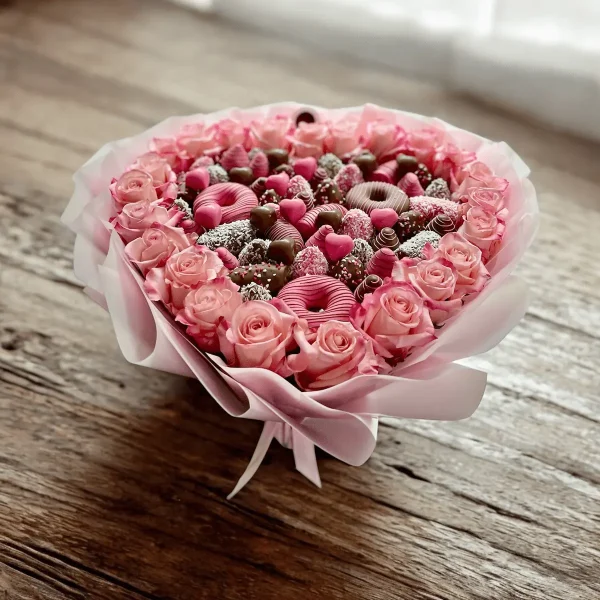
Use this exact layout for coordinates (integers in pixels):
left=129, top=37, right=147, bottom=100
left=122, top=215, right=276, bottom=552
left=62, top=104, right=538, bottom=496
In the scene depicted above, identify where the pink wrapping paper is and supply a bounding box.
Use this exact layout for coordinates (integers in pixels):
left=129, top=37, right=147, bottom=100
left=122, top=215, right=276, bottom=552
left=62, top=103, right=539, bottom=497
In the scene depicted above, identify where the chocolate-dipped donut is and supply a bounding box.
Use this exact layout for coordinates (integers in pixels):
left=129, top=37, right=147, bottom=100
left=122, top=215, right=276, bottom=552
left=277, top=275, right=357, bottom=328
left=345, top=182, right=409, bottom=215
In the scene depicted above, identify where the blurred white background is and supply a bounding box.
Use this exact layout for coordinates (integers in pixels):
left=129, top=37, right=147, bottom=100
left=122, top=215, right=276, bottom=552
left=171, top=0, right=600, bottom=141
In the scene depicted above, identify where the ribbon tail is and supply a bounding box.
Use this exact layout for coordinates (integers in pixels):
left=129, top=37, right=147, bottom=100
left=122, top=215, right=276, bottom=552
left=228, top=421, right=278, bottom=500
left=292, top=429, right=322, bottom=488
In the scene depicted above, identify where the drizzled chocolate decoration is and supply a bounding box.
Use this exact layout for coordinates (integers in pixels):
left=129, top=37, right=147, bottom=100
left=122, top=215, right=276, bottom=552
left=310, top=166, right=329, bottom=191
left=265, top=220, right=304, bottom=251
left=229, top=263, right=291, bottom=293
left=371, top=160, right=398, bottom=185
left=426, top=213, right=456, bottom=236
left=294, top=190, right=315, bottom=211
left=372, top=227, right=401, bottom=252
left=366, top=248, right=397, bottom=279
left=354, top=274, right=383, bottom=303
left=250, top=176, right=267, bottom=197
left=345, top=182, right=409, bottom=215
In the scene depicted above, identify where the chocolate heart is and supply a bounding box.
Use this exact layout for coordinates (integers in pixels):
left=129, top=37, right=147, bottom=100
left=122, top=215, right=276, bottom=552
left=315, top=209, right=342, bottom=232
left=267, top=238, right=297, bottom=265
left=265, top=148, right=289, bottom=170
left=229, top=166, right=255, bottom=185
left=249, top=205, right=277, bottom=233
left=395, top=153, right=419, bottom=178
left=351, top=152, right=377, bottom=177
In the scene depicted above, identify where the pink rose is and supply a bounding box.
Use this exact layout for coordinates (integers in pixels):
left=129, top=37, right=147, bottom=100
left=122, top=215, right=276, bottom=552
left=113, top=198, right=182, bottom=243
left=407, top=128, right=446, bottom=166
left=217, top=299, right=305, bottom=377
left=466, top=186, right=507, bottom=219
left=424, top=233, right=490, bottom=295
left=110, top=169, right=158, bottom=207
left=288, top=122, right=329, bottom=158
left=124, top=224, right=191, bottom=274
left=144, top=245, right=228, bottom=312
left=454, top=161, right=509, bottom=198
left=130, top=152, right=177, bottom=200
left=324, top=119, right=362, bottom=159
left=432, top=143, right=476, bottom=184
left=458, top=206, right=505, bottom=260
left=176, top=277, right=242, bottom=352
left=289, top=321, right=388, bottom=390
left=176, top=123, right=222, bottom=158
left=215, top=118, right=250, bottom=150
left=250, top=115, right=293, bottom=150
left=393, top=257, right=463, bottom=324
left=365, top=122, right=407, bottom=161
left=151, top=136, right=178, bottom=159
left=350, top=281, right=436, bottom=362
left=150, top=137, right=190, bottom=173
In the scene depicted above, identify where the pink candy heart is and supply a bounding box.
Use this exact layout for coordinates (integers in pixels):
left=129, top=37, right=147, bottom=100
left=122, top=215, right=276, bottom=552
left=279, top=198, right=307, bottom=224
left=266, top=172, right=290, bottom=197
left=324, top=233, right=354, bottom=263
left=194, top=202, right=222, bottom=229
left=185, top=167, right=210, bottom=191
left=293, top=157, right=317, bottom=181
left=371, top=207, right=398, bottom=229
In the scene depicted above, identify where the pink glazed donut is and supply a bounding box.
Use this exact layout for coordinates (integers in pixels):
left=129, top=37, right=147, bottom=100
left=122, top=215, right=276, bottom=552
left=278, top=275, right=357, bottom=328
left=193, top=182, right=258, bottom=225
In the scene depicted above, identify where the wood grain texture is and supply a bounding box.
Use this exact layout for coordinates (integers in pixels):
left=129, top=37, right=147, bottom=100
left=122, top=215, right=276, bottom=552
left=0, top=0, right=599, bottom=598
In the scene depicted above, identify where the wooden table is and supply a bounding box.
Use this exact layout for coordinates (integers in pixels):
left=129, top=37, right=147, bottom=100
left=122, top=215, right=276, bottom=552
left=1, top=1, right=599, bottom=598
